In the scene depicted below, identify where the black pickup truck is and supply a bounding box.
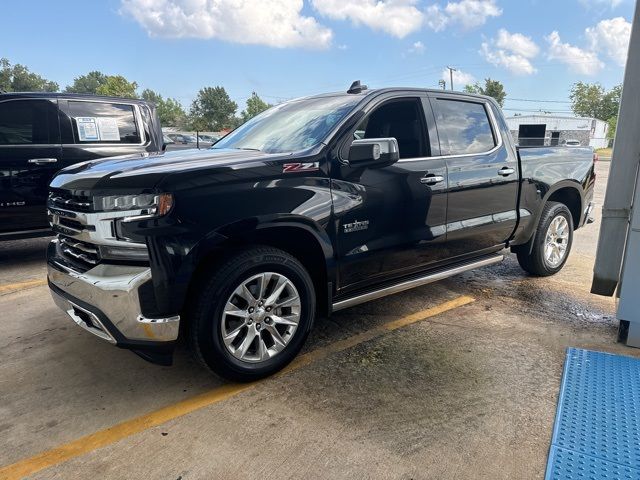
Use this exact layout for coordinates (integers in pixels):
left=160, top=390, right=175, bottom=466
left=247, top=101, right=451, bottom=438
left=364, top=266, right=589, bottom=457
left=46, top=84, right=596, bottom=380
left=0, top=92, right=164, bottom=239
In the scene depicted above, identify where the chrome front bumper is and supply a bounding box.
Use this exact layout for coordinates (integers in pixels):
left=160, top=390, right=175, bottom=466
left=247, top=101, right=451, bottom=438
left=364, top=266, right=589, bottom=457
left=48, top=260, right=180, bottom=344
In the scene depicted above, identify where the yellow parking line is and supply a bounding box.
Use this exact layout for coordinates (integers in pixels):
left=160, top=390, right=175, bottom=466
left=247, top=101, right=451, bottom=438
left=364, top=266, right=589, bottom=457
left=0, top=279, right=47, bottom=295
left=0, top=294, right=474, bottom=480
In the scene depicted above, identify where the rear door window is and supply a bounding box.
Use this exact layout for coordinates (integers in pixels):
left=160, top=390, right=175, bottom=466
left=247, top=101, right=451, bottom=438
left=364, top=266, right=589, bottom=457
left=68, top=101, right=141, bottom=144
left=433, top=99, right=496, bottom=155
left=0, top=99, right=60, bottom=145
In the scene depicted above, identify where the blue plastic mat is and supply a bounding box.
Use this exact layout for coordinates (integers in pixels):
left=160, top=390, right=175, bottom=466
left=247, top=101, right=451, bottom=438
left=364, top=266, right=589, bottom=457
left=546, top=348, right=640, bottom=479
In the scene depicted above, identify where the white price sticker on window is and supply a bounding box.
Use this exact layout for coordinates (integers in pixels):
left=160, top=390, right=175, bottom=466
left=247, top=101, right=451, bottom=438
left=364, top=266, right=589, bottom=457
left=97, top=117, right=120, bottom=141
left=76, top=117, right=99, bottom=142
left=75, top=117, right=120, bottom=142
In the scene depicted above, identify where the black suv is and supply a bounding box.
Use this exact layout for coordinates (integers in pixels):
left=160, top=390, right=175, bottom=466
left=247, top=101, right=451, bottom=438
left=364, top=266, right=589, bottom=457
left=0, top=93, right=163, bottom=239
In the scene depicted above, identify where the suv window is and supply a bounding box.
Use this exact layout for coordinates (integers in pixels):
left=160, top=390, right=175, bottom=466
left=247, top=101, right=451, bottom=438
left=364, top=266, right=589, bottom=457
left=434, top=99, right=496, bottom=155
left=354, top=98, right=429, bottom=159
left=0, top=99, right=59, bottom=145
left=68, top=101, right=141, bottom=144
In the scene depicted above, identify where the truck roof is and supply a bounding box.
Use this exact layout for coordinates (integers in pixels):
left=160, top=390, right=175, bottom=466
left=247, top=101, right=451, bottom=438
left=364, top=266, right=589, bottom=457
left=0, top=91, right=150, bottom=104
left=304, top=87, right=497, bottom=105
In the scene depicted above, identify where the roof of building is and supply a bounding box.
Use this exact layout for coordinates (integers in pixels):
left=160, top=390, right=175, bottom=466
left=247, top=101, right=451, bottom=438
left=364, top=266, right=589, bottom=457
left=505, top=114, right=605, bottom=122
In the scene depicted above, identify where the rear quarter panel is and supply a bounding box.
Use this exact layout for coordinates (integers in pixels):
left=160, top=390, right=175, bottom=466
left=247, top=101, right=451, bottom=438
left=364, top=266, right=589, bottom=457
left=513, top=146, right=595, bottom=245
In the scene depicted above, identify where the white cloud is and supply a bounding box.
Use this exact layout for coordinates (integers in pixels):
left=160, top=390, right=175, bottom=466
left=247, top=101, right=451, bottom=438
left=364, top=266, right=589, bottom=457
left=481, top=29, right=539, bottom=75
left=424, top=0, right=501, bottom=31
left=424, top=4, right=449, bottom=32
left=443, top=0, right=502, bottom=29
left=481, top=44, right=537, bottom=75
left=311, top=0, right=423, bottom=38
left=586, top=17, right=631, bottom=66
left=546, top=31, right=604, bottom=75
left=120, top=0, right=333, bottom=49
left=441, top=68, right=476, bottom=88
left=578, top=0, right=623, bottom=9
left=408, top=41, right=426, bottom=54
left=495, top=29, right=539, bottom=58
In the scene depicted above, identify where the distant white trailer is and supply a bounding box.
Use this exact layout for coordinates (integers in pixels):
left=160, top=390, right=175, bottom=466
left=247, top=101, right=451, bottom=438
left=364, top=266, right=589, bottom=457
left=505, top=115, right=609, bottom=149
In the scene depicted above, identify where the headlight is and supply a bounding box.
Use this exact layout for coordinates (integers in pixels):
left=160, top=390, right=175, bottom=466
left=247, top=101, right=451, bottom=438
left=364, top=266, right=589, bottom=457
left=95, top=194, right=157, bottom=211
left=93, top=193, right=174, bottom=222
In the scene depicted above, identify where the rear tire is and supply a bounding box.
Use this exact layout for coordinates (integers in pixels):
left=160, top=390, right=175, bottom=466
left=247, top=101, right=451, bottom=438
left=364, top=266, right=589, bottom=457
left=516, top=201, right=574, bottom=277
left=189, top=246, right=316, bottom=381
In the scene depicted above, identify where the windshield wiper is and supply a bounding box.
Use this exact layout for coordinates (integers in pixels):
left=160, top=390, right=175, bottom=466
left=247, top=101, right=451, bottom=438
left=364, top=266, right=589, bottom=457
left=211, top=146, right=262, bottom=152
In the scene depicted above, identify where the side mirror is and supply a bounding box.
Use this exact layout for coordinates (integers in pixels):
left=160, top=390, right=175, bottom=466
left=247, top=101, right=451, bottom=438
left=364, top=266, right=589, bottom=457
left=348, top=138, right=400, bottom=168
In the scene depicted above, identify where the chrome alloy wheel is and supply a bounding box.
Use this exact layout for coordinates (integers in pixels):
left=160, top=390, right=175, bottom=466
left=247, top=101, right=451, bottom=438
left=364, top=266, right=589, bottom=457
left=220, top=272, right=301, bottom=363
left=544, top=215, right=570, bottom=268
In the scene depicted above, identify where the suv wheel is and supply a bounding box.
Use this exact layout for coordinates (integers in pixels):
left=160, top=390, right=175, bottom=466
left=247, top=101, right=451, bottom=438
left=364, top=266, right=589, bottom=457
left=516, top=201, right=574, bottom=277
left=190, top=247, right=315, bottom=381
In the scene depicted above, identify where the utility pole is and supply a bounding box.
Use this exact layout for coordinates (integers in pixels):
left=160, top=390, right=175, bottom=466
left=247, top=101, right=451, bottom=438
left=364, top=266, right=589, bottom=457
left=592, top=0, right=640, bottom=346
left=447, top=66, right=456, bottom=91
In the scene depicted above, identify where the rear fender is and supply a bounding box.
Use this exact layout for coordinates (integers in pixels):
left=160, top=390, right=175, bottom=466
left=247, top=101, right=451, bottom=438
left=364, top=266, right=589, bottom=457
left=514, top=181, right=584, bottom=254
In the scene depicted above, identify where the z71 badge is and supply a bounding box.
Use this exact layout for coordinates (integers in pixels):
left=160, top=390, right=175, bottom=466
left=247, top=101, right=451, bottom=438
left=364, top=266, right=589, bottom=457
left=282, top=162, right=319, bottom=173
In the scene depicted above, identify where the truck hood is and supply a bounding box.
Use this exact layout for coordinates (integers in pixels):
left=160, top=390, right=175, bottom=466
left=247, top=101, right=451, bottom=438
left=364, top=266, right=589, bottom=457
left=50, top=148, right=291, bottom=193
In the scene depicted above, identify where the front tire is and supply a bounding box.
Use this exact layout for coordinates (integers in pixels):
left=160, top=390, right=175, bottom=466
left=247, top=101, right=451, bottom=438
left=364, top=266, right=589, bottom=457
left=516, top=202, right=574, bottom=277
left=189, top=247, right=316, bottom=381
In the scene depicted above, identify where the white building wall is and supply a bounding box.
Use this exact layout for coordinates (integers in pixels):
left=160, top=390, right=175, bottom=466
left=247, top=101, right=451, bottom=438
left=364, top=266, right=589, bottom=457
left=505, top=115, right=609, bottom=148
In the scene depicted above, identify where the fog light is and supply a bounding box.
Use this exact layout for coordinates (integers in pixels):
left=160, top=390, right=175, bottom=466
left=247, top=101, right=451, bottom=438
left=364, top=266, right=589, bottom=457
left=100, top=245, right=149, bottom=261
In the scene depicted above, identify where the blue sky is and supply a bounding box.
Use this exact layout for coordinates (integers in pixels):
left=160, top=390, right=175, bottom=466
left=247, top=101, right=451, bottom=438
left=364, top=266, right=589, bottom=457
left=2, top=0, right=634, bottom=115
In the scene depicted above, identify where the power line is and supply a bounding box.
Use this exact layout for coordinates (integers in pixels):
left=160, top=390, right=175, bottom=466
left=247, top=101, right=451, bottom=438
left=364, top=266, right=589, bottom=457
left=506, top=98, right=572, bottom=104
left=502, top=108, right=575, bottom=113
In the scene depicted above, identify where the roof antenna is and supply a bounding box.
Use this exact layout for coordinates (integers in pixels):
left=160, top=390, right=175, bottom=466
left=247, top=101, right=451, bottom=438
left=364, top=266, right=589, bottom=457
left=347, top=80, right=367, bottom=94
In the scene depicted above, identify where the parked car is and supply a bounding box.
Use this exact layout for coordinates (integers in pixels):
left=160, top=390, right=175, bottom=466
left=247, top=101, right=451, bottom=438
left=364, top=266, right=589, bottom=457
left=0, top=92, right=163, bottom=240
left=167, top=133, right=198, bottom=144
left=163, top=134, right=174, bottom=145
left=199, top=134, right=221, bottom=144
left=46, top=84, right=596, bottom=380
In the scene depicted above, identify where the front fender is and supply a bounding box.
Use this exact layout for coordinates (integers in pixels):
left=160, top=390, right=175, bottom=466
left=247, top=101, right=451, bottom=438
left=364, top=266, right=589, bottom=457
left=146, top=214, right=336, bottom=317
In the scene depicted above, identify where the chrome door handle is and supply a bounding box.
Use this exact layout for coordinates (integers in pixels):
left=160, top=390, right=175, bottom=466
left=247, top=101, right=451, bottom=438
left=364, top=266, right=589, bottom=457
left=498, top=167, right=515, bottom=176
left=420, top=175, right=444, bottom=185
left=28, top=158, right=58, bottom=165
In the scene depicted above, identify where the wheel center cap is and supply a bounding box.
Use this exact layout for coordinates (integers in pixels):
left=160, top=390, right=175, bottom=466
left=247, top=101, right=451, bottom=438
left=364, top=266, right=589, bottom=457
left=255, top=307, right=266, bottom=322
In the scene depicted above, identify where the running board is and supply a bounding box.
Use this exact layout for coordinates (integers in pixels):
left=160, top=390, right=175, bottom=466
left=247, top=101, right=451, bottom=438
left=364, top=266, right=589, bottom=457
left=332, top=254, right=504, bottom=312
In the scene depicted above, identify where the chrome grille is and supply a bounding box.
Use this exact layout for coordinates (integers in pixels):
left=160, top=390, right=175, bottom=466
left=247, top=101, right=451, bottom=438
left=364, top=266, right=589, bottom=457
left=48, top=190, right=93, bottom=212
left=59, top=237, right=101, bottom=266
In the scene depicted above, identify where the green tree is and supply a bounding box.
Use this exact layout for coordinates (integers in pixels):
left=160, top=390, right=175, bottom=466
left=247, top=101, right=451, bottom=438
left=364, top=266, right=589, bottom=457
left=0, top=58, right=58, bottom=92
left=141, top=89, right=187, bottom=128
left=569, top=82, right=621, bottom=120
left=65, top=71, right=108, bottom=94
left=464, top=78, right=507, bottom=107
left=189, top=86, right=237, bottom=131
left=240, top=92, right=271, bottom=122
left=95, top=75, right=138, bottom=98
left=607, top=116, right=617, bottom=141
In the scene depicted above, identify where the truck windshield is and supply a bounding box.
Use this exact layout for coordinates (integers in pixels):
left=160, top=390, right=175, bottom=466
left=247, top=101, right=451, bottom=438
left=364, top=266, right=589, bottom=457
left=212, top=95, right=361, bottom=154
